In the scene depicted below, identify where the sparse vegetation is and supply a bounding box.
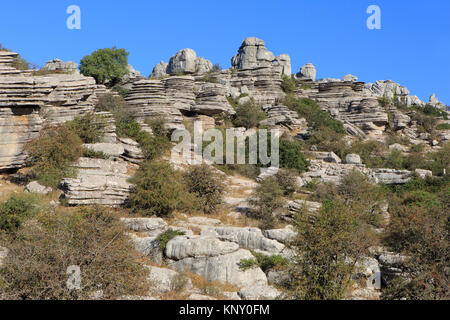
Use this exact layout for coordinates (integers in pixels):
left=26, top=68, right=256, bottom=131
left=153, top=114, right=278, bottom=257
left=157, top=229, right=186, bottom=251
left=66, top=113, right=105, bottom=144
left=0, top=206, right=149, bottom=300
left=24, top=124, right=83, bottom=188
left=232, top=100, right=267, bottom=129
left=183, top=164, right=225, bottom=214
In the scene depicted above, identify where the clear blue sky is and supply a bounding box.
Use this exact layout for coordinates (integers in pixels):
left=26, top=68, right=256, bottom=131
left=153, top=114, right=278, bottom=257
left=1, top=0, right=449, bottom=104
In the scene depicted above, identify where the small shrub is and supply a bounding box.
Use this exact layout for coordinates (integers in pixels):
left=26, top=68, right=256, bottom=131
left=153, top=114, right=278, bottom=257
left=238, top=259, right=258, bottom=271
left=157, top=229, right=186, bottom=251
left=127, top=161, right=194, bottom=217
left=252, top=252, right=289, bottom=272
left=279, top=139, right=309, bottom=172
left=212, top=64, right=222, bottom=72
left=250, top=177, right=285, bottom=229
left=24, top=125, right=83, bottom=188
left=275, top=169, right=298, bottom=196
left=281, top=75, right=296, bottom=94
left=282, top=96, right=345, bottom=134
left=112, top=85, right=129, bottom=98
left=232, top=101, right=267, bottom=129
left=146, top=116, right=169, bottom=138
left=183, top=165, right=225, bottom=214
left=0, top=193, right=44, bottom=234
left=82, top=148, right=109, bottom=159
left=66, top=113, right=105, bottom=144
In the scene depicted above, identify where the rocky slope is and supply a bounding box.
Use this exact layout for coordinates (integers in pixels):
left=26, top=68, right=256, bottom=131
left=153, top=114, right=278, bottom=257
left=0, top=37, right=448, bottom=300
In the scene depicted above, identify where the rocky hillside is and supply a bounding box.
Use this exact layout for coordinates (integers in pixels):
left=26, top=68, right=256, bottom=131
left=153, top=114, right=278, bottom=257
left=0, top=38, right=448, bottom=300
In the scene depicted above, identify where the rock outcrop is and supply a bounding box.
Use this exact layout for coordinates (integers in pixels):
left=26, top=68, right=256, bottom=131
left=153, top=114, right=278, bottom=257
left=150, top=49, right=212, bottom=78
left=41, top=58, right=78, bottom=74
left=295, top=63, right=316, bottom=81
left=0, top=73, right=103, bottom=171
left=61, top=158, right=134, bottom=207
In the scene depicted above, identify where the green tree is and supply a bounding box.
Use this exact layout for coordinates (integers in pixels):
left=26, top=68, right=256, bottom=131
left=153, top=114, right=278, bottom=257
left=79, top=47, right=129, bottom=86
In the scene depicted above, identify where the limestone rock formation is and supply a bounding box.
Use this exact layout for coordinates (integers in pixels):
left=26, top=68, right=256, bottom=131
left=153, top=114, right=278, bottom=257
left=61, top=158, right=134, bottom=206
left=171, top=249, right=268, bottom=288
left=41, top=58, right=79, bottom=74
left=25, top=181, right=52, bottom=195
left=296, top=63, right=316, bottom=81
left=192, top=82, right=235, bottom=115
left=274, top=54, right=291, bottom=76
left=150, top=49, right=213, bottom=78
left=231, top=37, right=275, bottom=70
left=150, top=61, right=169, bottom=78
left=165, top=235, right=240, bottom=260
left=260, top=104, right=307, bottom=131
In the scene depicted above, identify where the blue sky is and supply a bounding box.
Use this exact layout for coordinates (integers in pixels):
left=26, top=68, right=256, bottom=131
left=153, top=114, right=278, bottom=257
left=1, top=0, right=449, bottom=104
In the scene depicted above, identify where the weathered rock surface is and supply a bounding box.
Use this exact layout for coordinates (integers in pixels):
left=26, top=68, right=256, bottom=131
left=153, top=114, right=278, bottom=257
left=371, top=169, right=412, bottom=185
left=264, top=225, right=297, bottom=243
left=296, top=63, right=316, bottom=81
left=165, top=235, right=240, bottom=260
left=238, top=285, right=280, bottom=300
left=202, top=226, right=286, bottom=256
left=147, top=266, right=192, bottom=294
left=83, top=143, right=125, bottom=158
left=41, top=58, right=78, bottom=74
left=25, top=181, right=52, bottom=195
left=260, top=104, right=307, bottom=131
left=171, top=249, right=268, bottom=287
left=0, top=73, right=100, bottom=171
left=231, top=37, right=275, bottom=70
left=61, top=158, right=133, bottom=206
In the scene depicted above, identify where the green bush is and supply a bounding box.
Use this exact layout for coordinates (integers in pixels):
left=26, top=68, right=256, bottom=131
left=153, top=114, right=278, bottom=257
left=279, top=139, right=309, bottom=172
left=238, top=259, right=258, bottom=271
left=112, top=85, right=129, bottom=98
left=24, top=125, right=83, bottom=188
left=288, top=200, right=374, bottom=300
left=0, top=44, right=31, bottom=70
left=0, top=206, right=149, bottom=300
left=183, top=164, right=225, bottom=214
left=249, top=177, right=285, bottom=229
left=66, top=113, right=105, bottom=144
left=127, top=161, right=194, bottom=217
left=281, top=75, right=296, bottom=94
left=282, top=96, right=345, bottom=134
left=157, top=229, right=186, bottom=251
left=79, top=47, right=129, bottom=86
left=232, top=101, right=267, bottom=129
left=116, top=115, right=171, bottom=161
left=252, top=252, right=289, bottom=272
left=0, top=193, right=44, bottom=234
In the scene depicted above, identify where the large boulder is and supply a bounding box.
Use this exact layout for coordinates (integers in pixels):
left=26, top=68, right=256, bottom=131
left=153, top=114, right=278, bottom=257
left=296, top=63, right=316, bottom=81
left=167, top=49, right=212, bottom=75
left=231, top=37, right=275, bottom=70
left=165, top=235, right=239, bottom=260
left=171, top=249, right=268, bottom=287
left=150, top=61, right=169, bottom=78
